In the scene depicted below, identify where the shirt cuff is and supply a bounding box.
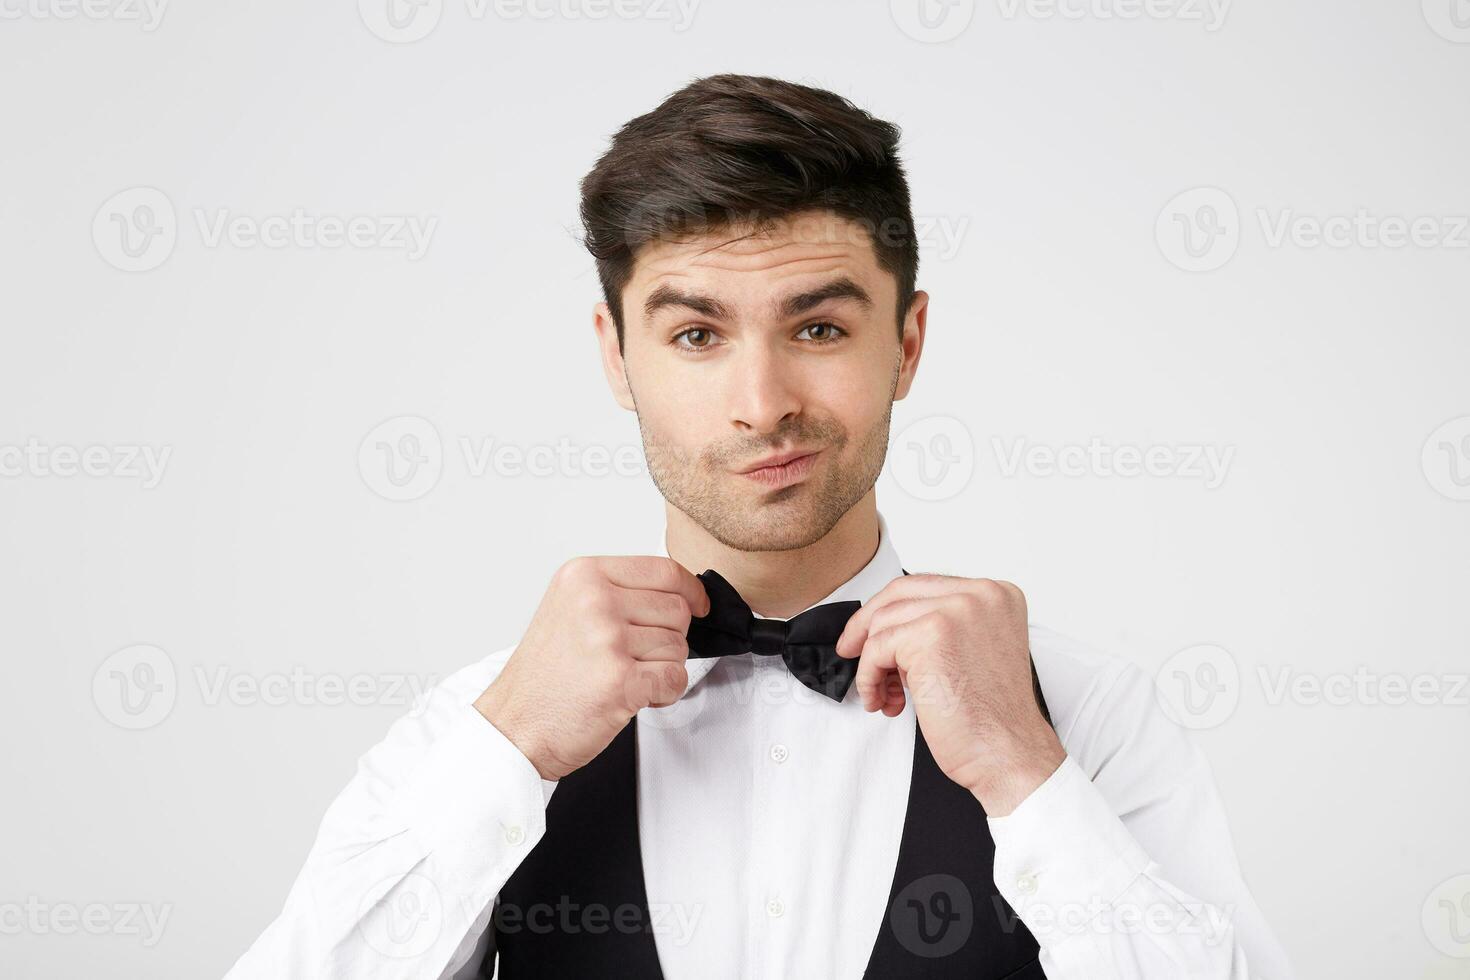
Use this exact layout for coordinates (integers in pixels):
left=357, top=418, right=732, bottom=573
left=393, top=701, right=556, bottom=891
left=987, top=754, right=1152, bottom=949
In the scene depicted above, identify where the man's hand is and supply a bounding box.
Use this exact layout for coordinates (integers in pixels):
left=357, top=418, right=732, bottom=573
left=834, top=574, right=1066, bottom=816
left=474, top=556, right=710, bottom=781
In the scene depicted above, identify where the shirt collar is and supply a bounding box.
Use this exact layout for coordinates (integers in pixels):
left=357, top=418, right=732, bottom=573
left=656, top=509, right=905, bottom=698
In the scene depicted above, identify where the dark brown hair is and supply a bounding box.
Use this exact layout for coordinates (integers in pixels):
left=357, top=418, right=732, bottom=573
left=579, top=74, right=919, bottom=349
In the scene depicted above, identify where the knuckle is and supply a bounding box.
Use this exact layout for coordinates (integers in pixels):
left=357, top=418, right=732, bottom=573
left=556, top=555, right=593, bottom=584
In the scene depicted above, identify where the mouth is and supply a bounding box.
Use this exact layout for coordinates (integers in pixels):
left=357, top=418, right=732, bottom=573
left=736, top=449, right=822, bottom=490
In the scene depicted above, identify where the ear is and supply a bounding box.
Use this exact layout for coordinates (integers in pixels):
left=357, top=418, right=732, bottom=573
left=593, top=301, right=637, bottom=412
left=893, top=290, right=928, bottom=402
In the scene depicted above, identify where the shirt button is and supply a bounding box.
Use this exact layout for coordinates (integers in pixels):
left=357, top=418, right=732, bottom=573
left=766, top=898, right=785, bottom=918
left=769, top=743, right=789, bottom=764
left=504, top=824, right=525, bottom=846
left=1016, top=873, right=1038, bottom=895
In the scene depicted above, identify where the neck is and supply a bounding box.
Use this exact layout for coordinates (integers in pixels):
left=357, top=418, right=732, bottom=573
left=663, top=494, right=881, bottom=619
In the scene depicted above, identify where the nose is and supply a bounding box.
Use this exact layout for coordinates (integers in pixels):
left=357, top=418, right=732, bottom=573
left=726, top=341, right=802, bottom=437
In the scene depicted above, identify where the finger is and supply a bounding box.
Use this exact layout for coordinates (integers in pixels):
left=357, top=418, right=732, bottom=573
left=854, top=613, right=934, bottom=712
left=613, top=586, right=702, bottom=632
left=838, top=575, right=1015, bottom=659
left=589, top=555, right=711, bottom=618
left=623, top=624, right=690, bottom=662
left=627, top=660, right=689, bottom=709
left=836, top=573, right=960, bottom=659
left=880, top=670, right=906, bottom=717
left=837, top=589, right=936, bottom=662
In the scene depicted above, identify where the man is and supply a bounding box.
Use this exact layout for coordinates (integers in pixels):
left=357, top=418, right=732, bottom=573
left=225, top=74, right=1294, bottom=979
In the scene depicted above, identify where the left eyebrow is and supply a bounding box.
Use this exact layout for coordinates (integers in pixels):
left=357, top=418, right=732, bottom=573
left=775, top=277, right=874, bottom=318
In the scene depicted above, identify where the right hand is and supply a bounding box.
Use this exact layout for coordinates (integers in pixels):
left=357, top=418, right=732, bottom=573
left=474, top=555, right=711, bottom=781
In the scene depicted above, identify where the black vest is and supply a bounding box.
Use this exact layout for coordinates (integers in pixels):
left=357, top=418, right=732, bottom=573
left=484, top=570, right=1052, bottom=979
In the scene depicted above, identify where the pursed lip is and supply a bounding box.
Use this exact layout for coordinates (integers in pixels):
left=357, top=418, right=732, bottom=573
left=736, top=448, right=820, bottom=474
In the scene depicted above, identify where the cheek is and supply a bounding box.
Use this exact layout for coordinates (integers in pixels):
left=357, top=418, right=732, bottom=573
left=636, top=390, right=718, bottom=457
left=822, top=361, right=891, bottom=427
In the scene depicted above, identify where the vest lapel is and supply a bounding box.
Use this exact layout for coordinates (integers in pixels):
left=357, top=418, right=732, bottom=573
left=488, top=718, right=664, bottom=978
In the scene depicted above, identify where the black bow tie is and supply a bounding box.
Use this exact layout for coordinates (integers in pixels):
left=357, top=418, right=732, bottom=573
left=685, top=569, right=862, bottom=702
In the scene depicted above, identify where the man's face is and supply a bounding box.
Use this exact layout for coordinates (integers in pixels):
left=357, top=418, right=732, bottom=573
left=595, top=209, right=926, bottom=552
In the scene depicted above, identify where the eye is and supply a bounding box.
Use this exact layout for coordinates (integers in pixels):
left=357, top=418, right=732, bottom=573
left=797, top=322, right=847, bottom=343
left=672, top=327, right=720, bottom=353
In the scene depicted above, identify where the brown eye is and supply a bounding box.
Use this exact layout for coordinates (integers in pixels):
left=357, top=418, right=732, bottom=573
left=672, top=327, right=720, bottom=353
left=798, top=322, right=846, bottom=343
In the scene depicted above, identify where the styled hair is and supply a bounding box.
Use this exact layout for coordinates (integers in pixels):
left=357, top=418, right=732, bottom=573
left=578, top=73, right=919, bottom=349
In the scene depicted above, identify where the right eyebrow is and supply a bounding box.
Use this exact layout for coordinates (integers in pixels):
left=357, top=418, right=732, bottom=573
left=642, top=284, right=735, bottom=323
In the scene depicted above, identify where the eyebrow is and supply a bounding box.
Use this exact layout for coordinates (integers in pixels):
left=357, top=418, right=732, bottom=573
left=641, top=276, right=874, bottom=325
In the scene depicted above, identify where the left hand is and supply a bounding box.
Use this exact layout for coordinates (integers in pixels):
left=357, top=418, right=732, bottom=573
left=835, top=574, right=1067, bottom=816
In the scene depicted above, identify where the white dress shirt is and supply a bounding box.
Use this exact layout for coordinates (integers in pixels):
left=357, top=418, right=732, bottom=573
left=224, top=510, right=1295, bottom=980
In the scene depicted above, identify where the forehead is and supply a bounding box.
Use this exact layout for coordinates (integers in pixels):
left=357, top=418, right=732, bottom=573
left=626, top=210, right=891, bottom=316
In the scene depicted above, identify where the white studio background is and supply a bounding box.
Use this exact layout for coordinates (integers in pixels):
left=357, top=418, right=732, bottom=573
left=1, top=1, right=1467, bottom=977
